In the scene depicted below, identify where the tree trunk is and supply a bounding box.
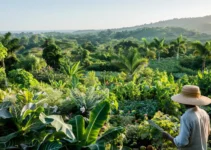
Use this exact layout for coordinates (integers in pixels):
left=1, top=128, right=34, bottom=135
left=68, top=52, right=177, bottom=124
left=2, top=59, right=8, bottom=87
left=158, top=51, right=160, bottom=62
left=176, top=47, right=179, bottom=60
left=202, top=59, right=206, bottom=73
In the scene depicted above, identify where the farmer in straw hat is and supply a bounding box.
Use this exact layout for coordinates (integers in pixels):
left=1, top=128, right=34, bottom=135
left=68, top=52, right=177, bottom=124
left=162, top=85, right=211, bottom=150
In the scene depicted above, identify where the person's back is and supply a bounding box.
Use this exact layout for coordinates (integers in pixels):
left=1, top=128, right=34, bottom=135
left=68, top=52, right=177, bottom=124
left=174, top=106, right=210, bottom=150
left=162, top=85, right=211, bottom=150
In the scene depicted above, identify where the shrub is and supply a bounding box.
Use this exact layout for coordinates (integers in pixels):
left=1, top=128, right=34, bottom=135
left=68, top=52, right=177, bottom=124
left=118, top=100, right=159, bottom=120
left=0, top=68, right=6, bottom=87
left=113, top=81, right=141, bottom=101
left=8, top=69, right=39, bottom=88
left=16, top=54, right=47, bottom=71
left=139, top=111, right=179, bottom=149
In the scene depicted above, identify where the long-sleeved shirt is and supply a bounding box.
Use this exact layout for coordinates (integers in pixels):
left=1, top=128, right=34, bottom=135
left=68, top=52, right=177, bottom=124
left=174, top=106, right=210, bottom=150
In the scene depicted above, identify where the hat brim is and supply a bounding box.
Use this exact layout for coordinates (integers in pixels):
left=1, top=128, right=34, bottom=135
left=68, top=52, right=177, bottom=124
left=171, top=94, right=211, bottom=106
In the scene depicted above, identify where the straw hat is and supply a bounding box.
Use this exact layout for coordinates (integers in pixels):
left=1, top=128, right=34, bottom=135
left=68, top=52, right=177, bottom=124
left=171, top=85, right=211, bottom=106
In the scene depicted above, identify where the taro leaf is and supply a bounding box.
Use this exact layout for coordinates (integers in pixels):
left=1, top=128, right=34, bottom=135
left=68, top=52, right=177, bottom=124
left=21, top=103, right=36, bottom=116
left=68, top=115, right=85, bottom=141
left=97, top=126, right=124, bottom=144
left=22, top=107, right=44, bottom=120
left=0, top=108, right=12, bottom=119
left=20, top=140, right=39, bottom=150
left=39, top=113, right=75, bottom=141
left=0, top=101, right=12, bottom=109
left=0, top=139, right=19, bottom=149
left=39, top=113, right=54, bottom=124
left=0, top=131, right=20, bottom=143
left=87, top=142, right=105, bottom=150
left=83, top=101, right=110, bottom=145
left=39, top=141, right=62, bottom=150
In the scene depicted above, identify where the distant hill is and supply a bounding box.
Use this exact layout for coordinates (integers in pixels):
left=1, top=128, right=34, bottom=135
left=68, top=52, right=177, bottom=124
left=73, top=15, right=211, bottom=35
left=114, top=15, right=211, bottom=34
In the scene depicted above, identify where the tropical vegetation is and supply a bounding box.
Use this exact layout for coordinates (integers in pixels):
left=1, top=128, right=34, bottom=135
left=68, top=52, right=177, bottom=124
left=1, top=30, right=211, bottom=150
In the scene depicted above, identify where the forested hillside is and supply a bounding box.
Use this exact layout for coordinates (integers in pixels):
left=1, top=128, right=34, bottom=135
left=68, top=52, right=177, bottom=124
left=76, top=15, right=211, bottom=35
left=1, top=23, right=211, bottom=149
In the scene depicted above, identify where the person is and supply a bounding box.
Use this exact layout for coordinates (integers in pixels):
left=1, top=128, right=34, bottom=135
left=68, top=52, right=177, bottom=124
left=162, top=85, right=211, bottom=150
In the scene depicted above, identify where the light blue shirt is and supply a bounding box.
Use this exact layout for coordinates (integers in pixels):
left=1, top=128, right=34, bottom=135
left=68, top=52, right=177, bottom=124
left=174, top=106, right=210, bottom=150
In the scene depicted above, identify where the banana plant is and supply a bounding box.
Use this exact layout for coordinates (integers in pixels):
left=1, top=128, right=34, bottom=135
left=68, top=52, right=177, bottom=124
left=0, top=101, right=61, bottom=150
left=67, top=101, right=124, bottom=149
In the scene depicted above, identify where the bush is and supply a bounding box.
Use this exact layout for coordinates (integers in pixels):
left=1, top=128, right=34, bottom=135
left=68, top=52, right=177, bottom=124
left=16, top=54, right=47, bottom=71
left=118, top=100, right=159, bottom=121
left=113, top=81, right=141, bottom=101
left=139, top=111, right=179, bottom=149
left=8, top=69, right=39, bottom=88
left=0, top=68, right=6, bottom=87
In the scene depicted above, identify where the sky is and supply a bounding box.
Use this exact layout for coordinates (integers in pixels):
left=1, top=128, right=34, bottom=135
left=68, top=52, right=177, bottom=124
left=1, top=0, right=211, bottom=31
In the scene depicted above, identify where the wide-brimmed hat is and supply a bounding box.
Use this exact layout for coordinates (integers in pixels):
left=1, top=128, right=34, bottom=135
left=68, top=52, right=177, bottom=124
left=171, top=85, right=211, bottom=106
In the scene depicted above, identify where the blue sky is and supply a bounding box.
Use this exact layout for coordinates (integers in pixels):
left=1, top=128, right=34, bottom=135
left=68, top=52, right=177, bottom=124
left=1, top=0, right=211, bottom=31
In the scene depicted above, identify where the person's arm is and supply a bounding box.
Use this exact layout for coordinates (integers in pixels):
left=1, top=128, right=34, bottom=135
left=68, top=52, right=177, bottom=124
left=163, top=116, right=191, bottom=148
left=173, top=116, right=191, bottom=148
left=162, top=131, right=175, bottom=145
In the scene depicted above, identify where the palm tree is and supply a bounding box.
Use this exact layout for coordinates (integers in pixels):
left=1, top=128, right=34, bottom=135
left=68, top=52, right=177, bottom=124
left=141, top=38, right=156, bottom=59
left=1, top=32, right=23, bottom=54
left=60, top=61, right=84, bottom=88
left=170, top=35, right=186, bottom=60
left=0, top=42, right=8, bottom=86
left=1, top=32, right=23, bottom=72
left=192, top=41, right=211, bottom=72
left=151, top=38, right=168, bottom=61
left=112, top=49, right=148, bottom=80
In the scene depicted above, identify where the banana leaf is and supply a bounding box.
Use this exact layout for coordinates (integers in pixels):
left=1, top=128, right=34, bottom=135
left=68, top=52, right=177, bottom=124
left=68, top=115, right=85, bottom=141
left=83, top=101, right=110, bottom=145
left=97, top=126, right=124, bottom=144
left=39, top=113, right=76, bottom=141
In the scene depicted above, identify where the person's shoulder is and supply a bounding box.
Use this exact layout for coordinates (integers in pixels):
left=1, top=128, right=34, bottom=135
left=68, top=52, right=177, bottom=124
left=199, top=107, right=209, bottom=117
left=181, top=108, right=198, bottom=120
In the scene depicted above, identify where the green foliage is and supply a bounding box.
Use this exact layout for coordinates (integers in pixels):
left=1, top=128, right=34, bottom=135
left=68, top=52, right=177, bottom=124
left=66, top=101, right=123, bottom=149
left=70, top=86, right=109, bottom=113
left=60, top=61, right=84, bottom=88
left=149, top=57, right=180, bottom=73
left=113, top=81, right=141, bottom=101
left=42, top=44, right=62, bottom=69
left=170, top=35, right=186, bottom=59
left=84, top=71, right=101, bottom=87
left=8, top=69, right=39, bottom=88
left=39, top=113, right=76, bottom=140
left=112, top=48, right=148, bottom=80
left=192, top=41, right=211, bottom=71
left=16, top=54, right=47, bottom=71
left=151, top=38, right=168, bottom=61
left=139, top=111, right=179, bottom=149
left=0, top=42, right=7, bottom=60
left=0, top=102, right=48, bottom=149
left=118, top=100, right=158, bottom=121
left=0, top=68, right=6, bottom=86
left=83, top=101, right=110, bottom=145
left=196, top=70, right=211, bottom=96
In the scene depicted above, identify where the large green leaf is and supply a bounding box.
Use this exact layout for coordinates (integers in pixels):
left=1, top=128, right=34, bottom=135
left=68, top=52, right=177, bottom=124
left=68, top=115, right=85, bottom=141
left=21, top=103, right=36, bottom=116
left=0, top=131, right=20, bottom=143
left=97, top=127, right=124, bottom=144
left=39, top=113, right=75, bottom=141
left=39, top=141, right=62, bottom=150
left=87, top=143, right=105, bottom=150
left=0, top=101, right=12, bottom=109
left=0, top=108, right=12, bottom=119
left=22, top=107, right=44, bottom=120
left=83, top=101, right=110, bottom=145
